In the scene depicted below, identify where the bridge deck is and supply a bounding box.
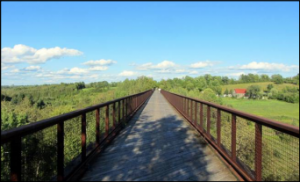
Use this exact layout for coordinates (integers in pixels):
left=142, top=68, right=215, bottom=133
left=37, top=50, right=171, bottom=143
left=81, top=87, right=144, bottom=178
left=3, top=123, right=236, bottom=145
left=81, top=91, right=238, bottom=181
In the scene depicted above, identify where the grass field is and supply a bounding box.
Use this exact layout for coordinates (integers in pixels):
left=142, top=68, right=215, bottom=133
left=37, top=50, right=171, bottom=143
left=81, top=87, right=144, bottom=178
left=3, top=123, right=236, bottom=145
left=222, top=98, right=299, bottom=127
left=221, top=82, right=299, bottom=93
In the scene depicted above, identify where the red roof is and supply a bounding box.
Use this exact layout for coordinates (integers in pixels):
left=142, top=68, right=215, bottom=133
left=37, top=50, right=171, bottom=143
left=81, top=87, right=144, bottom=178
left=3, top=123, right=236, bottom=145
left=234, top=89, right=247, bottom=94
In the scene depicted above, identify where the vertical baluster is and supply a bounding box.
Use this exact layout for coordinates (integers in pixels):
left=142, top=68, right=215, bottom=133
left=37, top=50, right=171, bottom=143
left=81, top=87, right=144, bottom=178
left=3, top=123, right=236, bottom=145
left=123, top=100, right=125, bottom=122
left=232, top=114, right=237, bottom=162
left=194, top=102, right=197, bottom=126
left=207, top=106, right=211, bottom=136
left=96, top=108, right=100, bottom=145
left=190, top=100, right=193, bottom=121
left=217, top=109, right=221, bottom=146
left=81, top=113, right=87, bottom=161
left=105, top=105, right=109, bottom=137
left=200, top=103, right=203, bottom=130
left=113, top=103, right=116, bottom=129
left=118, top=101, right=121, bottom=124
left=57, top=121, right=64, bottom=181
left=10, top=137, right=21, bottom=181
left=255, top=123, right=262, bottom=181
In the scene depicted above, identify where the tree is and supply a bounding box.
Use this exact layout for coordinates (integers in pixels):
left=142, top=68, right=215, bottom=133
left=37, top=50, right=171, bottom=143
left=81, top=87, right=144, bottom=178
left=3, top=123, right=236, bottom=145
left=267, top=84, right=274, bottom=92
left=272, top=74, right=284, bottom=84
left=199, top=88, right=223, bottom=104
left=36, top=99, right=45, bottom=109
left=260, top=74, right=270, bottom=82
left=75, top=82, right=85, bottom=90
left=246, top=85, right=261, bottom=99
left=224, top=88, right=229, bottom=95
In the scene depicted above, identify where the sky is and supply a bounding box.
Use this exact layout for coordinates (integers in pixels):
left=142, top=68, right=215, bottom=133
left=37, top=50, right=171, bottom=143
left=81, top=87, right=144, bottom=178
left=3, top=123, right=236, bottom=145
left=1, top=2, right=299, bottom=85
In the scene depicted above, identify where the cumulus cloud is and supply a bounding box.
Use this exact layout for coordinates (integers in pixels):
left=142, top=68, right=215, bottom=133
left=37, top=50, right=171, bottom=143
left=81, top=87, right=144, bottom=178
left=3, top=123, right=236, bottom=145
left=10, top=69, right=20, bottom=73
left=118, top=71, right=138, bottom=77
left=69, top=67, right=88, bottom=74
left=83, top=59, right=117, bottom=66
left=88, top=66, right=108, bottom=71
left=1, top=44, right=83, bottom=64
left=190, top=60, right=217, bottom=69
left=135, top=60, right=177, bottom=71
left=24, top=65, right=42, bottom=71
left=232, top=62, right=299, bottom=72
left=1, top=63, right=15, bottom=70
left=189, top=70, right=199, bottom=75
left=153, top=60, right=176, bottom=69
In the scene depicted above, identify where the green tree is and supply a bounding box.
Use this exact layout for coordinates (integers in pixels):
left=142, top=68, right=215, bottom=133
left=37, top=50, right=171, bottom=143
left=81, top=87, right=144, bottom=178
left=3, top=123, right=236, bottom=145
left=224, top=88, right=229, bottom=95
left=267, top=84, right=274, bottom=92
left=272, top=74, right=284, bottom=84
left=246, top=85, right=261, bottom=99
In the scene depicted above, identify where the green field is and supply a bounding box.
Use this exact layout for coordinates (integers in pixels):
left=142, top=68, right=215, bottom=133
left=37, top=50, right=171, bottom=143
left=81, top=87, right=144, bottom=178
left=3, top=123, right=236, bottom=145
left=221, top=82, right=299, bottom=93
left=222, top=98, right=299, bottom=126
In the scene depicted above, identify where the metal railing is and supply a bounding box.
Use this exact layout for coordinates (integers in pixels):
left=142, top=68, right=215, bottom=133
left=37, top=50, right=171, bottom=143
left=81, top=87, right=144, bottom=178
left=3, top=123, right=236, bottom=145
left=1, top=90, right=153, bottom=181
left=161, top=90, right=299, bottom=181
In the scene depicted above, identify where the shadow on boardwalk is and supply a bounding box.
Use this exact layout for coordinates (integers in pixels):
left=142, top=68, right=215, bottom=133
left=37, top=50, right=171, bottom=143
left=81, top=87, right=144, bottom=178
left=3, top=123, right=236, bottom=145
left=81, top=92, right=237, bottom=181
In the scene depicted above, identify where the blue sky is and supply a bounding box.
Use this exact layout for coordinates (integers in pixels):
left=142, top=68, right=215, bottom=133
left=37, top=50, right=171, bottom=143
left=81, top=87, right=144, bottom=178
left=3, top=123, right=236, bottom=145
left=1, top=2, right=299, bottom=85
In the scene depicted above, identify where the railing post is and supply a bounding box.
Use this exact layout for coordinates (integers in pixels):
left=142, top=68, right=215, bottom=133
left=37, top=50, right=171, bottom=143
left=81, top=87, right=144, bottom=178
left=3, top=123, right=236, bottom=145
left=185, top=98, right=188, bottom=115
left=123, top=100, right=125, bottom=123
left=194, top=102, right=197, bottom=126
left=105, top=105, right=109, bottom=137
left=255, top=123, right=263, bottom=181
left=190, top=100, right=193, bottom=121
left=81, top=113, right=86, bottom=161
left=10, top=137, right=21, bottom=181
left=118, top=101, right=121, bottom=124
left=200, top=103, right=203, bottom=130
left=183, top=98, right=185, bottom=113
left=96, top=108, right=100, bottom=145
left=217, top=109, right=221, bottom=146
left=136, top=96, right=137, bottom=110
left=190, top=100, right=193, bottom=119
left=57, top=121, right=64, bottom=181
left=207, top=106, right=211, bottom=136
left=125, top=99, right=128, bottom=120
left=232, top=114, right=237, bottom=162
left=113, top=103, right=116, bottom=129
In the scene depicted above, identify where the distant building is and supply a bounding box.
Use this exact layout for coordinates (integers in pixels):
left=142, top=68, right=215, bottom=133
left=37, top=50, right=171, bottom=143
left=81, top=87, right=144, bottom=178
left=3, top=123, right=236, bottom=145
left=233, top=89, right=247, bottom=98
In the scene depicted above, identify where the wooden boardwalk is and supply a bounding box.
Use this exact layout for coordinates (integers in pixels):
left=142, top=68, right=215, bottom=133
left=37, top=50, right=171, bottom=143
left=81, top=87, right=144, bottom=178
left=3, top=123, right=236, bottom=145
left=81, top=91, right=238, bottom=181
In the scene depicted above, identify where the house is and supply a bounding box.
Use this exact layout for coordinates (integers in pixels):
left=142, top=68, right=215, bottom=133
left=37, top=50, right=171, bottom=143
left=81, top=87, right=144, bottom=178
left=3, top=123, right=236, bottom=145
left=233, top=89, right=247, bottom=98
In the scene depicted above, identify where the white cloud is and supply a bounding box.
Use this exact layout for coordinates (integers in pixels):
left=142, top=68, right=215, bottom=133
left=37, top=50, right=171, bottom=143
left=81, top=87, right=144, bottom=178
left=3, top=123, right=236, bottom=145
left=233, top=62, right=299, bottom=72
left=88, top=66, right=108, bottom=71
left=24, top=65, right=41, bottom=71
left=174, top=69, right=187, bottom=73
left=83, top=59, right=117, bottom=66
left=10, top=69, right=20, bottom=73
left=189, top=70, right=199, bottom=75
left=136, top=63, right=154, bottom=70
left=190, top=60, right=217, bottom=69
left=135, top=60, right=177, bottom=70
left=69, top=67, right=89, bottom=74
left=118, top=71, right=138, bottom=77
left=1, top=63, right=15, bottom=70
left=1, top=44, right=83, bottom=64
left=152, top=60, right=176, bottom=69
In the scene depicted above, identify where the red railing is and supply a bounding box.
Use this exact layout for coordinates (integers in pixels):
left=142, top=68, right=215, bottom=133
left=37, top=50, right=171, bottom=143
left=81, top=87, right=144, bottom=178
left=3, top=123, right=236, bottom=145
left=161, top=90, right=299, bottom=181
left=1, top=90, right=153, bottom=181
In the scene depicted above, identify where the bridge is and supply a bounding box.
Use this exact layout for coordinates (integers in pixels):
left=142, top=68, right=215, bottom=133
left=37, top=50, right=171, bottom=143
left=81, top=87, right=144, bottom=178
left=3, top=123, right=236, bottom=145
left=1, top=90, right=299, bottom=181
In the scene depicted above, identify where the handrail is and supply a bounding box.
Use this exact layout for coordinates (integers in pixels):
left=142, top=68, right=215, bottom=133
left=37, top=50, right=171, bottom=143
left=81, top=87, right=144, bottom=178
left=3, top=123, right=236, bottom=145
left=163, top=91, right=299, bottom=137
left=1, top=90, right=151, bottom=144
left=1, top=89, right=154, bottom=181
left=161, top=89, right=299, bottom=181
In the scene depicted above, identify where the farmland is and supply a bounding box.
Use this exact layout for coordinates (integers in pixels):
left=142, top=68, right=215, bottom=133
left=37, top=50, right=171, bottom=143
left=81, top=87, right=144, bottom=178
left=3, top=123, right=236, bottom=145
left=222, top=98, right=299, bottom=126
